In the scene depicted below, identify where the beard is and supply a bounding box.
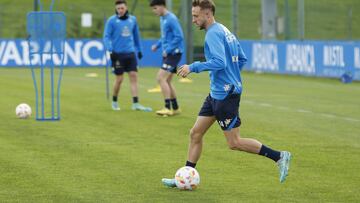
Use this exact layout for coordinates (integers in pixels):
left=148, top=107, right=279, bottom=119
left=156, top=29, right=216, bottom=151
left=198, top=21, right=206, bottom=30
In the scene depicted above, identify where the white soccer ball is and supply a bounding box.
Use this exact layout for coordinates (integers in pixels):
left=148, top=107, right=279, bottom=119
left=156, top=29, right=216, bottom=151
left=15, top=103, right=32, bottom=119
left=174, top=166, right=200, bottom=190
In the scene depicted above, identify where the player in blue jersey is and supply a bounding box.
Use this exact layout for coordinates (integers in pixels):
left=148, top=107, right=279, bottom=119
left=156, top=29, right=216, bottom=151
left=103, top=0, right=151, bottom=112
left=162, top=0, right=292, bottom=187
left=149, top=0, right=184, bottom=117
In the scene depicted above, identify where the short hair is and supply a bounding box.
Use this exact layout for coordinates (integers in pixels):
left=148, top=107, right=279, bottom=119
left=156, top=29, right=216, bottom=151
left=149, top=0, right=166, bottom=7
left=192, top=0, right=216, bottom=15
left=115, top=0, right=127, bottom=5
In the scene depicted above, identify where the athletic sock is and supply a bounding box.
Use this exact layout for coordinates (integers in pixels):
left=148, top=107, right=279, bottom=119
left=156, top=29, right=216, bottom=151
left=133, top=97, right=138, bottom=103
left=171, top=98, right=179, bottom=110
left=259, top=145, right=281, bottom=162
left=185, top=160, right=196, bottom=168
left=113, top=96, right=118, bottom=102
left=165, top=99, right=171, bottom=109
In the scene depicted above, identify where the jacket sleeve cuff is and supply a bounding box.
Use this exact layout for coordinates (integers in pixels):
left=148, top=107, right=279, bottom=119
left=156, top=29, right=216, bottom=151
left=189, top=62, right=199, bottom=73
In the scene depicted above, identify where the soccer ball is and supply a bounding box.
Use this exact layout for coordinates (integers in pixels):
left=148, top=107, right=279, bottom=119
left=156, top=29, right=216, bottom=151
left=174, top=166, right=200, bottom=190
left=15, top=103, right=32, bottom=119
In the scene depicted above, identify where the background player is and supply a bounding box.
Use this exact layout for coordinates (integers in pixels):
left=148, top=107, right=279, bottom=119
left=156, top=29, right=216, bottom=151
left=104, top=0, right=152, bottom=112
left=150, top=0, right=184, bottom=116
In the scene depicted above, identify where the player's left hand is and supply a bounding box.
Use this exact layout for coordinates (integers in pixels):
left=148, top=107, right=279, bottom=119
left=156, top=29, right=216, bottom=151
left=162, top=51, right=167, bottom=58
left=137, top=52, right=143, bottom=59
left=177, top=65, right=191, bottom=78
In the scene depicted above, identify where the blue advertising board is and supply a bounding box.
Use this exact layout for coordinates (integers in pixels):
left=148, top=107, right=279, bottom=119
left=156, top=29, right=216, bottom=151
left=0, top=39, right=359, bottom=80
left=0, top=39, right=186, bottom=68
left=240, top=40, right=360, bottom=81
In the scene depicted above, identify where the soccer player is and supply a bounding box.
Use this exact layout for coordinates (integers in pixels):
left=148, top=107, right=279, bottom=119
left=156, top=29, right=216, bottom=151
left=150, top=0, right=184, bottom=116
left=162, top=0, right=292, bottom=187
left=103, top=0, right=152, bottom=112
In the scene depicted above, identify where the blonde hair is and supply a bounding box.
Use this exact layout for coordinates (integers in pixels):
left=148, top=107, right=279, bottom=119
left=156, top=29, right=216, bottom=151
left=192, top=0, right=216, bottom=15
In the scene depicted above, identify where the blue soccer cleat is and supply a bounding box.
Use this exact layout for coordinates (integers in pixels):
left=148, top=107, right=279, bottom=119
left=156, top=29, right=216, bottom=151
left=131, top=103, right=152, bottom=112
left=161, top=178, right=176, bottom=188
left=112, top=102, right=120, bottom=111
left=277, top=151, right=292, bottom=183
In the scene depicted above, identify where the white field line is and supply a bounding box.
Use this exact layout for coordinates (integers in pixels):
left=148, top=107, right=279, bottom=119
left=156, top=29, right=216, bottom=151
left=277, top=106, right=290, bottom=111
left=296, top=109, right=312, bottom=113
left=242, top=100, right=360, bottom=123
left=259, top=103, right=272, bottom=107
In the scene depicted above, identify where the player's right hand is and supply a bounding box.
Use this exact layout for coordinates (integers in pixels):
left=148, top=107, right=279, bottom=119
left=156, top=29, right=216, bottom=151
left=110, top=52, right=115, bottom=61
left=151, top=45, right=157, bottom=52
left=177, top=65, right=191, bottom=78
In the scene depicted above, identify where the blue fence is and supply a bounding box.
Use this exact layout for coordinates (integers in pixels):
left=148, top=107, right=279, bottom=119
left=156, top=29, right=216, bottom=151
left=0, top=39, right=359, bottom=80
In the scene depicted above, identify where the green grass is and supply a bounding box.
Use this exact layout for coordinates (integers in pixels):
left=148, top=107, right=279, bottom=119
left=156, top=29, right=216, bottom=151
left=0, top=68, right=360, bottom=202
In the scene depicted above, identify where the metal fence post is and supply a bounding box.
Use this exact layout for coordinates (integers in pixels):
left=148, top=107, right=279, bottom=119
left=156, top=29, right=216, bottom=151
left=182, top=0, right=193, bottom=64
left=298, top=0, right=305, bottom=40
left=284, top=0, right=291, bottom=40
left=347, top=6, right=352, bottom=40
left=232, top=0, right=239, bottom=37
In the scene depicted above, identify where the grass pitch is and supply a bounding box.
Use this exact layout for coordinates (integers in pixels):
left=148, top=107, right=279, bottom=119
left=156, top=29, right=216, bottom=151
left=0, top=68, right=359, bottom=202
